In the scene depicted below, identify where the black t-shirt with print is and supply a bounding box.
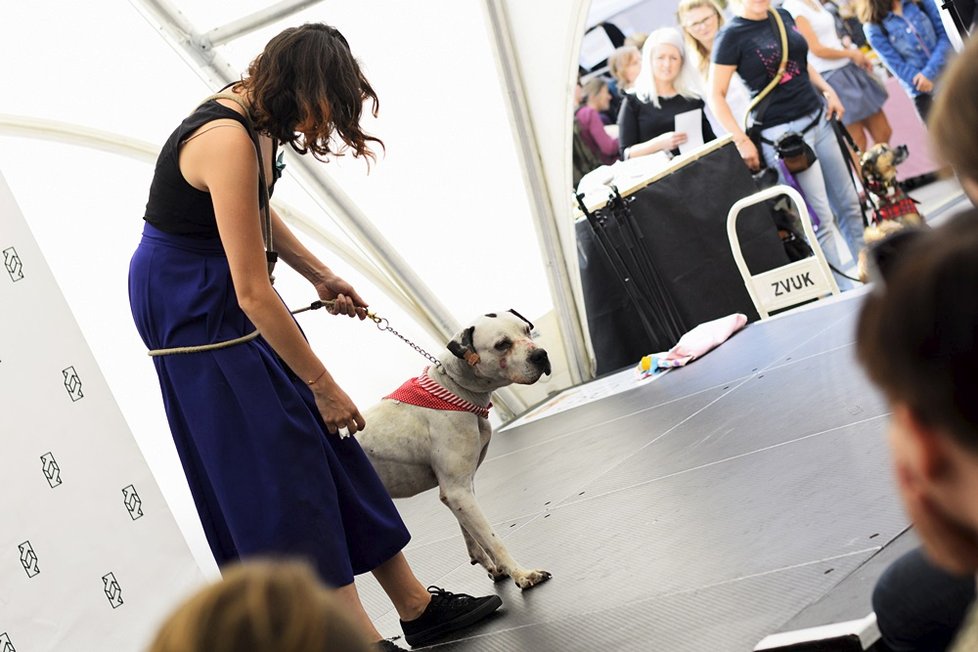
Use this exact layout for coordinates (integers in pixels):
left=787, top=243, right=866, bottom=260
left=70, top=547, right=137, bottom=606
left=712, top=8, right=821, bottom=128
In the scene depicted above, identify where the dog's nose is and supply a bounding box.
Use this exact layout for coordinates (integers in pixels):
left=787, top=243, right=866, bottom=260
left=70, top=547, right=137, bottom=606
left=529, top=348, right=551, bottom=375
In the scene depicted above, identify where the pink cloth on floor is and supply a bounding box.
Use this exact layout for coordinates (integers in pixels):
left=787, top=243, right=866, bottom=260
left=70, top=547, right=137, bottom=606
left=639, top=313, right=748, bottom=374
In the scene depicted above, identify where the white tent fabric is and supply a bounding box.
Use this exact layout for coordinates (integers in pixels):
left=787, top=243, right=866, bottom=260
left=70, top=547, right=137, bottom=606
left=1, top=0, right=593, bottom=586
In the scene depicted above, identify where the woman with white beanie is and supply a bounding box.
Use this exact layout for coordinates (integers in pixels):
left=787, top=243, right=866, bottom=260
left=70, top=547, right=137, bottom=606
left=617, top=27, right=717, bottom=160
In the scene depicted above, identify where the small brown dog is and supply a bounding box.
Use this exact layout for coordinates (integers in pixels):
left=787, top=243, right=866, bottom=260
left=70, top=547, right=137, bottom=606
left=857, top=144, right=927, bottom=281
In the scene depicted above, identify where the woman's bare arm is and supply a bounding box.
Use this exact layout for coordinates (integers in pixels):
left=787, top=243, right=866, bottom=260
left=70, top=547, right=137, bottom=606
left=181, top=124, right=365, bottom=434
left=710, top=63, right=760, bottom=170
left=795, top=15, right=868, bottom=66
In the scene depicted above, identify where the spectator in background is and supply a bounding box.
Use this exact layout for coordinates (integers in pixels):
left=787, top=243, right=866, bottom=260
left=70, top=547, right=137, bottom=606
left=148, top=559, right=372, bottom=652
left=677, top=0, right=752, bottom=128
left=857, top=211, right=978, bottom=652
left=618, top=27, right=716, bottom=160
left=606, top=45, right=642, bottom=123
left=783, top=0, right=892, bottom=155
left=576, top=77, right=621, bottom=166
left=929, top=29, right=978, bottom=205
left=625, top=32, right=650, bottom=50
left=573, top=79, right=604, bottom=188
left=865, top=37, right=978, bottom=652
left=711, top=0, right=864, bottom=290
left=857, top=0, right=952, bottom=121
left=822, top=0, right=869, bottom=47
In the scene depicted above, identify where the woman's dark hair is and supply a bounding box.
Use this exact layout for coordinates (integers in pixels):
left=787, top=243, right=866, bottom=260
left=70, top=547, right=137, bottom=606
left=237, top=23, right=382, bottom=162
left=856, top=211, right=978, bottom=451
left=857, top=0, right=916, bottom=25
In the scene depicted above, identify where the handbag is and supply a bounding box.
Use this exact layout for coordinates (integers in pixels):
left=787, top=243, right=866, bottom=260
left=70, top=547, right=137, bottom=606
left=773, top=129, right=818, bottom=173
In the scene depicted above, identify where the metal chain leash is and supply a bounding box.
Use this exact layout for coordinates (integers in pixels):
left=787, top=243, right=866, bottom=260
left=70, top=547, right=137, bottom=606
left=368, top=315, right=443, bottom=368
left=302, top=299, right=443, bottom=368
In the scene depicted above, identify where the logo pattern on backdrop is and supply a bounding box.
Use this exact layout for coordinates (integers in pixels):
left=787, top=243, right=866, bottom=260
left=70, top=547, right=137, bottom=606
left=102, top=572, right=123, bottom=608
left=62, top=366, right=83, bottom=402
left=41, top=452, right=62, bottom=488
left=123, top=485, right=143, bottom=520
left=3, top=246, right=23, bottom=282
left=0, top=632, right=15, bottom=652
left=18, top=541, right=39, bottom=578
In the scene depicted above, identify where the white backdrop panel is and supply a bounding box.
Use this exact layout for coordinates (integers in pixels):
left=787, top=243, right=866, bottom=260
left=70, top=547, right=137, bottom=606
left=0, top=170, right=204, bottom=651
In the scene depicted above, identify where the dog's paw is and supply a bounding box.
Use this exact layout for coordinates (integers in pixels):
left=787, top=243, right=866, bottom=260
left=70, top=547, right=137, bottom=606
left=512, top=568, right=552, bottom=590
left=486, top=568, right=508, bottom=582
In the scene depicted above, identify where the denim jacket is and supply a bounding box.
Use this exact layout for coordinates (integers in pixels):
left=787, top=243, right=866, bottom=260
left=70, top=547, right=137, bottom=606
left=863, top=0, right=951, bottom=97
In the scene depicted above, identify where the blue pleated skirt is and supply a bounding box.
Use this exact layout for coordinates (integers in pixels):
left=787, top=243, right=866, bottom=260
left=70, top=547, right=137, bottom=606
left=128, top=223, right=410, bottom=586
left=824, top=62, right=889, bottom=126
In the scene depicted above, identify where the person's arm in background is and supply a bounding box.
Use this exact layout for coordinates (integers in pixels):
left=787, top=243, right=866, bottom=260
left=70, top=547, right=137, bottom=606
left=795, top=14, right=872, bottom=68
left=617, top=94, right=687, bottom=158
left=710, top=63, right=759, bottom=169
left=918, top=0, right=953, bottom=86
left=864, top=21, right=923, bottom=89
left=581, top=107, right=620, bottom=159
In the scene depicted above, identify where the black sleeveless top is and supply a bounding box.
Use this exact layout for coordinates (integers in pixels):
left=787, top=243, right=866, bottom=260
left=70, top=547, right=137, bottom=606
left=143, top=101, right=279, bottom=238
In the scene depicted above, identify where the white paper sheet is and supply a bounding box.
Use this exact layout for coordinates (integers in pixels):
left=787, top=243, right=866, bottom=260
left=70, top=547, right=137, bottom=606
left=675, top=108, right=704, bottom=156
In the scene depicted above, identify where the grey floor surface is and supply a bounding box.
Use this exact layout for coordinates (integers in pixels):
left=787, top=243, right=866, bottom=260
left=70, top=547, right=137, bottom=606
left=353, top=180, right=971, bottom=651
left=354, top=289, right=909, bottom=651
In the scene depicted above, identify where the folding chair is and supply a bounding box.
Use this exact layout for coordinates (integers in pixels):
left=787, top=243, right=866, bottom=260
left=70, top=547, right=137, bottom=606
left=727, top=185, right=840, bottom=319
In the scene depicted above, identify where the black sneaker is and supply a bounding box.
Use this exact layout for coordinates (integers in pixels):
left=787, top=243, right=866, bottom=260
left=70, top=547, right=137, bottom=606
left=400, top=585, right=503, bottom=647
left=373, top=639, right=408, bottom=652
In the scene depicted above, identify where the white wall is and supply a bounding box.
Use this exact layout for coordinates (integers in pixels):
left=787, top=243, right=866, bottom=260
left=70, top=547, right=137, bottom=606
left=0, top=170, right=204, bottom=651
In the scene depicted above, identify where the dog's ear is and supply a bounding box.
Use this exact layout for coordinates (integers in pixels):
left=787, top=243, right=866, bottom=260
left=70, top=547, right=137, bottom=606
left=507, top=309, right=534, bottom=331
left=447, top=340, right=466, bottom=359
left=447, top=326, right=479, bottom=365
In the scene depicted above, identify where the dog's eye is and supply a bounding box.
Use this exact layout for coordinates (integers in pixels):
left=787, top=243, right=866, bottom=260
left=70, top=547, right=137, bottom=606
left=494, top=339, right=511, bottom=352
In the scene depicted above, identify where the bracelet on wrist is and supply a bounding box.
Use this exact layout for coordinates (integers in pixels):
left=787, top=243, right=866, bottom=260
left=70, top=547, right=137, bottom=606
left=307, top=368, right=328, bottom=386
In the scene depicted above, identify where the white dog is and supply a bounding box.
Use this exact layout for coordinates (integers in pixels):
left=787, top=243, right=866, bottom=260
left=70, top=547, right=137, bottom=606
left=356, top=310, right=553, bottom=589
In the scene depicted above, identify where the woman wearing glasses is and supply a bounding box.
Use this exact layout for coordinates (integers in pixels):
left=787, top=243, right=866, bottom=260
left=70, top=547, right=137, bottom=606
left=677, top=0, right=751, bottom=130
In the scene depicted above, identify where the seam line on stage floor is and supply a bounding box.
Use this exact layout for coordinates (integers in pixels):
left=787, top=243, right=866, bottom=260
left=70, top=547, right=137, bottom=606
left=559, top=413, right=890, bottom=508
left=489, top=376, right=754, bottom=461
left=762, top=340, right=857, bottom=373
left=402, top=412, right=889, bottom=562
left=420, top=547, right=882, bottom=650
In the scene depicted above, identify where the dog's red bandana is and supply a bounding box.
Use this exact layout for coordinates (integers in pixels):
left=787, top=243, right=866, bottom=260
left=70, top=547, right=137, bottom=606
left=878, top=197, right=918, bottom=222
left=384, top=367, right=491, bottom=419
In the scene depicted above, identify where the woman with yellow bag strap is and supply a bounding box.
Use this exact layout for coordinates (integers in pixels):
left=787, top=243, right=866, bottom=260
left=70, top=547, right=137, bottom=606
left=709, top=0, right=866, bottom=290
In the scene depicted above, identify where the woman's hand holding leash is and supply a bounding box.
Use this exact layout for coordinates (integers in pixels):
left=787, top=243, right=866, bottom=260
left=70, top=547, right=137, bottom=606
left=314, top=272, right=369, bottom=320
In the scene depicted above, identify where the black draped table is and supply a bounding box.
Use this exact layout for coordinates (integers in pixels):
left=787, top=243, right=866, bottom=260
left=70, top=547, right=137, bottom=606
left=577, top=137, right=790, bottom=374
